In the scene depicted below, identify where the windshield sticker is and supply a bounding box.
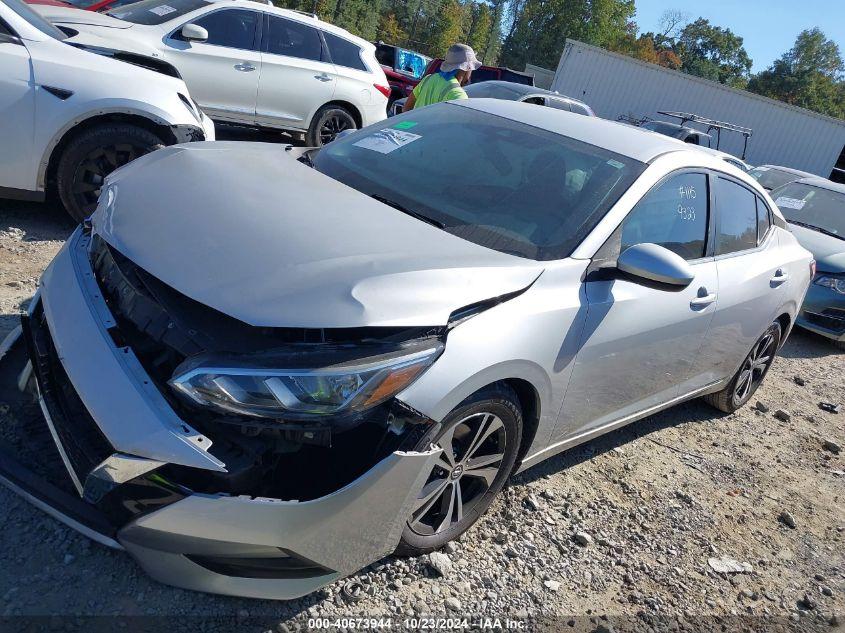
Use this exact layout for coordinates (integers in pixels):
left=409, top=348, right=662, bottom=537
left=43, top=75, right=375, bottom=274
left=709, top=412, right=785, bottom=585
left=353, top=129, right=421, bottom=154
left=755, top=166, right=770, bottom=172
left=149, top=5, right=176, bottom=16
left=774, top=196, right=806, bottom=210
left=606, top=159, right=625, bottom=169
left=393, top=121, right=418, bottom=130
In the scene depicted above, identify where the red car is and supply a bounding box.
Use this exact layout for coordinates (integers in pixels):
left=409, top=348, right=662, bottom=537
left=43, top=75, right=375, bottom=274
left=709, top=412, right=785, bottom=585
left=26, top=0, right=138, bottom=12
left=374, top=42, right=431, bottom=107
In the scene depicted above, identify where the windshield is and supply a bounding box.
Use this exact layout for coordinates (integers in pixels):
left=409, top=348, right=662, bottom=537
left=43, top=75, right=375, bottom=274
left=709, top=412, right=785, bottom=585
left=464, top=82, right=525, bottom=100
left=3, top=0, right=67, bottom=39
left=773, top=183, right=845, bottom=238
left=313, top=104, right=645, bottom=260
left=748, top=167, right=806, bottom=191
left=108, top=0, right=209, bottom=25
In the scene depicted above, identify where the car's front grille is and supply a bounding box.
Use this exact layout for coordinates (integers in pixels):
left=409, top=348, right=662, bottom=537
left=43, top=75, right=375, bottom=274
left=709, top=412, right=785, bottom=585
left=802, top=309, right=845, bottom=335
left=25, top=304, right=113, bottom=493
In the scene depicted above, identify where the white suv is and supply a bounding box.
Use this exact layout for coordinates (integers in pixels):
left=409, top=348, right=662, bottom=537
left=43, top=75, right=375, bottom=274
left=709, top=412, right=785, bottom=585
left=39, top=0, right=390, bottom=145
left=0, top=0, right=214, bottom=221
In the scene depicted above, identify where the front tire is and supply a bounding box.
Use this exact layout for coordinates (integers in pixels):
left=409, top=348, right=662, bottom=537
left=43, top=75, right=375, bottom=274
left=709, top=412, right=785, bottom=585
left=395, top=385, right=522, bottom=557
left=306, top=105, right=357, bottom=147
left=56, top=124, right=165, bottom=222
left=704, top=321, right=781, bottom=413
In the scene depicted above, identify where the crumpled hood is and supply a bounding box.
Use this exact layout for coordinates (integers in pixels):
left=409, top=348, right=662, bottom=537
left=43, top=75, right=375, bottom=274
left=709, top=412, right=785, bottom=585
left=93, top=142, right=543, bottom=328
left=788, top=223, right=845, bottom=273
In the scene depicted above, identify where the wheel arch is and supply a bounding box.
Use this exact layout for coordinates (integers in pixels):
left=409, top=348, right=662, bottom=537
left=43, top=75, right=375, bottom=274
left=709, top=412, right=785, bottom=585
left=39, top=110, right=176, bottom=192
left=313, top=100, right=363, bottom=129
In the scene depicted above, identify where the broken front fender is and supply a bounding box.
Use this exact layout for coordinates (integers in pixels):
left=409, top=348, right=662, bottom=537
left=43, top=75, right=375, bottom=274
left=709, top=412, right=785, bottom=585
left=118, top=446, right=440, bottom=600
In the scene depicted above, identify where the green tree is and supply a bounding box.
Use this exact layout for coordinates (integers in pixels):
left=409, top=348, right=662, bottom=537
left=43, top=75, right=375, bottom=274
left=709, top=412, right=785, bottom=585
left=500, top=0, right=635, bottom=70
left=377, top=12, right=406, bottom=44
left=748, top=28, right=845, bottom=118
left=675, top=18, right=752, bottom=88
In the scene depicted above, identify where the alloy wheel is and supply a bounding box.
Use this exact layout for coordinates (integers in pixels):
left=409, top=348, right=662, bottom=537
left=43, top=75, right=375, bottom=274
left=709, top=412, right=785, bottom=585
left=319, top=114, right=353, bottom=145
left=408, top=412, right=507, bottom=536
left=733, top=329, right=777, bottom=403
left=70, top=143, right=148, bottom=215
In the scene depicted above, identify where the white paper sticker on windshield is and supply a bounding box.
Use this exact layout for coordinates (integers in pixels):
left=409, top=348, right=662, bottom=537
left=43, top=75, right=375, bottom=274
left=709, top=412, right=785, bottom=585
left=353, top=129, right=421, bottom=154
left=774, top=196, right=806, bottom=210
left=755, top=166, right=770, bottom=172
left=149, top=5, right=176, bottom=16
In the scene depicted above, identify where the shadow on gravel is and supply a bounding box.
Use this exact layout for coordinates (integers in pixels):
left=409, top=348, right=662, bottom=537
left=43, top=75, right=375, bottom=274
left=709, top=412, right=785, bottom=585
left=512, top=397, right=725, bottom=488
left=777, top=328, right=842, bottom=360
left=0, top=199, right=76, bottom=242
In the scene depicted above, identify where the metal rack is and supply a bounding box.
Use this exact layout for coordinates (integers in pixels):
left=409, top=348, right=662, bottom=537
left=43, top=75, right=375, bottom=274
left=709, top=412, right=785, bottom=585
left=657, top=111, right=753, bottom=159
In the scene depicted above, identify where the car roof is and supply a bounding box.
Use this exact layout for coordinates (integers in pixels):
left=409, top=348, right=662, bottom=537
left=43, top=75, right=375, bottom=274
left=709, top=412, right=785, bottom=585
left=791, top=177, right=845, bottom=195
left=453, top=98, right=695, bottom=163
left=206, top=0, right=372, bottom=48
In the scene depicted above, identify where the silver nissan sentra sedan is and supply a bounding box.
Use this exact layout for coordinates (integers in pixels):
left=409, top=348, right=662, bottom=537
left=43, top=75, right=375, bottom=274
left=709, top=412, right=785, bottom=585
left=1, top=99, right=813, bottom=599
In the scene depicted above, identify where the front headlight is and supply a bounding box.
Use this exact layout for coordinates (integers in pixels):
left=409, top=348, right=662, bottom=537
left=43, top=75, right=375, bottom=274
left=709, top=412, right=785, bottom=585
left=169, top=341, right=443, bottom=420
left=814, top=275, right=845, bottom=294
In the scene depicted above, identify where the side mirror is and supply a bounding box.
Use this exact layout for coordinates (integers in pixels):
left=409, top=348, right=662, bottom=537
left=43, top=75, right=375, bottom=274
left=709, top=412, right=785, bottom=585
left=180, top=23, right=208, bottom=42
left=0, top=32, right=22, bottom=46
left=617, top=243, right=694, bottom=287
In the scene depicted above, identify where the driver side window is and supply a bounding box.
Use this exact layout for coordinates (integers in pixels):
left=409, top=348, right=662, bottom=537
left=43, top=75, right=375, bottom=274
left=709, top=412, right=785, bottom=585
left=185, top=9, right=259, bottom=50
left=621, top=172, right=709, bottom=260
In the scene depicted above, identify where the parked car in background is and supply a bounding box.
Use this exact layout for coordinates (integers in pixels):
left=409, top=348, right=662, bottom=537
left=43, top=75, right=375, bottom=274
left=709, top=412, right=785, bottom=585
left=749, top=164, right=816, bottom=191
left=771, top=177, right=845, bottom=348
left=0, top=0, right=214, bottom=221
left=2, top=99, right=812, bottom=601
left=389, top=80, right=594, bottom=117
left=374, top=41, right=430, bottom=107
left=424, top=56, right=534, bottom=86
left=36, top=0, right=389, bottom=145
left=640, top=119, right=713, bottom=147
left=694, top=146, right=752, bottom=172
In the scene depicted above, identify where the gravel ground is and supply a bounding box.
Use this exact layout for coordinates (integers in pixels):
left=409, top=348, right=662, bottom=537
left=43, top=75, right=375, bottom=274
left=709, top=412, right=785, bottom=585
left=0, top=198, right=842, bottom=633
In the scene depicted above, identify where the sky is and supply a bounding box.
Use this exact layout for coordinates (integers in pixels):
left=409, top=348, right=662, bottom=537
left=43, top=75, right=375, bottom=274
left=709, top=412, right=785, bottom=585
left=634, top=0, right=845, bottom=73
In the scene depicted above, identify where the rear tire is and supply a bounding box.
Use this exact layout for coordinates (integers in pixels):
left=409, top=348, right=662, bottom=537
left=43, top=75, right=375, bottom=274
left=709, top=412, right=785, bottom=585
left=704, top=321, right=781, bottom=413
left=395, top=385, right=522, bottom=557
left=56, top=124, right=165, bottom=223
left=306, top=105, right=357, bottom=147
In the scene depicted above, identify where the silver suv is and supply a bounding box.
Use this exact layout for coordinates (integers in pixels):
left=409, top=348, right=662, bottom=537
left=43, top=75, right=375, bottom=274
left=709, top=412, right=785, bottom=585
left=2, top=99, right=813, bottom=600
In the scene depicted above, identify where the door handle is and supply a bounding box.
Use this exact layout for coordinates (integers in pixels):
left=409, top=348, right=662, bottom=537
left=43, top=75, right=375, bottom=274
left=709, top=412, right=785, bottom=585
left=690, top=288, right=717, bottom=309
left=234, top=62, right=255, bottom=72
left=314, top=73, right=332, bottom=82
left=770, top=269, right=789, bottom=285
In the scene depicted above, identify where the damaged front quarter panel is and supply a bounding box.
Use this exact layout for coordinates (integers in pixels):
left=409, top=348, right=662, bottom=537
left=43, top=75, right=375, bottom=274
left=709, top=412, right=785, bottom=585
left=117, top=446, right=441, bottom=600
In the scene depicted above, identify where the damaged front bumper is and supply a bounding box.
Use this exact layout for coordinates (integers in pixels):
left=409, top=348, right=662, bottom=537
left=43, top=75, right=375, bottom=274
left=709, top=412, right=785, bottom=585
left=0, top=228, right=440, bottom=599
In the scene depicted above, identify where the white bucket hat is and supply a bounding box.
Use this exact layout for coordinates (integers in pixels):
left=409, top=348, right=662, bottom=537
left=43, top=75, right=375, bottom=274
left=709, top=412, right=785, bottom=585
left=440, top=43, right=482, bottom=72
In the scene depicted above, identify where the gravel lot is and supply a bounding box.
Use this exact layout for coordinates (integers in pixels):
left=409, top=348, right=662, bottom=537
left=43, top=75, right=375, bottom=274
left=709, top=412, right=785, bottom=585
left=0, top=198, right=842, bottom=633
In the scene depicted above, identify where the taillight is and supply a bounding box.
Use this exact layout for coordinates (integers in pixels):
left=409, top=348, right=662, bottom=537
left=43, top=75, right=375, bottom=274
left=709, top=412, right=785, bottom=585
left=810, top=260, right=816, bottom=279
left=374, top=84, right=391, bottom=99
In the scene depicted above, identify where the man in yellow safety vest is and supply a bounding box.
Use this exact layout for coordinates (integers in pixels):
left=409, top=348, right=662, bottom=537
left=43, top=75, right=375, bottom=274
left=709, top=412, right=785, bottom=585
left=404, top=43, right=482, bottom=111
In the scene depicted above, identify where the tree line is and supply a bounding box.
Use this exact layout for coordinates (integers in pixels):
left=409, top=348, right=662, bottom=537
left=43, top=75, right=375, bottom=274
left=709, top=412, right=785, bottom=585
left=273, top=0, right=845, bottom=120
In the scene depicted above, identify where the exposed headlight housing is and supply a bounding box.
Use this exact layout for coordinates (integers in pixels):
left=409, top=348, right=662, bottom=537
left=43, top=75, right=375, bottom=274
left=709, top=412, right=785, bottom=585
left=814, top=274, right=845, bottom=295
left=169, top=339, right=443, bottom=420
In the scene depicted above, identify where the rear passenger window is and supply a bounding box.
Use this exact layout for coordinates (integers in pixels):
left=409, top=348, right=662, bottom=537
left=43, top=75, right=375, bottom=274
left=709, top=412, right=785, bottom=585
left=621, top=172, right=709, bottom=260
left=716, top=178, right=758, bottom=255
left=324, top=32, right=366, bottom=71
left=266, top=15, right=322, bottom=61
left=190, top=9, right=258, bottom=50
left=756, top=197, right=771, bottom=243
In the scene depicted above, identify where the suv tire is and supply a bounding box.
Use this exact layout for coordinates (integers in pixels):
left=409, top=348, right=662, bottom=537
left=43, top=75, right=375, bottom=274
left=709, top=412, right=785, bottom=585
left=56, top=123, right=165, bottom=222
left=306, top=105, right=357, bottom=147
